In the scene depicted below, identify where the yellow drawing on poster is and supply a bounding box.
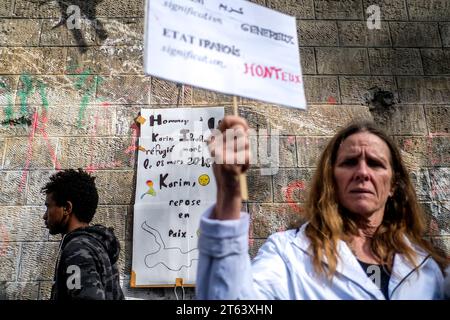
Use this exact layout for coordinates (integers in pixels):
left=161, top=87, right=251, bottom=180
left=198, top=174, right=210, bottom=186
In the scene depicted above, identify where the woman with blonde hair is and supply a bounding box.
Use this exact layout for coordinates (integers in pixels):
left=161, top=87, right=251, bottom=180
left=196, top=116, right=448, bottom=300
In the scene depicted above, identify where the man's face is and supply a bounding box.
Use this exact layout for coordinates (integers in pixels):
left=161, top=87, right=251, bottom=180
left=43, top=193, right=67, bottom=235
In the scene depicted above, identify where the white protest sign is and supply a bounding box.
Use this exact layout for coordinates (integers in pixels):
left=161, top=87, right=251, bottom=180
left=131, top=107, right=223, bottom=286
left=144, top=0, right=306, bottom=110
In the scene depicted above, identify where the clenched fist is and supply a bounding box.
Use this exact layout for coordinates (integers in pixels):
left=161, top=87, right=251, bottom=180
left=208, top=116, right=250, bottom=220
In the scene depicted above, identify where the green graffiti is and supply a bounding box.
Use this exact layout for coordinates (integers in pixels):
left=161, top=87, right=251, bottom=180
left=95, top=74, right=104, bottom=87
left=74, top=69, right=92, bottom=90
left=2, top=67, right=106, bottom=128
left=37, top=81, right=49, bottom=112
left=0, top=81, right=14, bottom=123
left=2, top=75, right=50, bottom=127
left=1, top=115, right=31, bottom=127
left=4, top=99, right=13, bottom=122
left=72, top=69, right=104, bottom=129
left=65, top=63, right=79, bottom=74
left=18, top=74, right=34, bottom=117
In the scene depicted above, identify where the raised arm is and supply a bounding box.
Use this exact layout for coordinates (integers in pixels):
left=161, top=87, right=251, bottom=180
left=196, top=115, right=250, bottom=299
left=196, top=116, right=290, bottom=300
left=209, top=115, right=250, bottom=221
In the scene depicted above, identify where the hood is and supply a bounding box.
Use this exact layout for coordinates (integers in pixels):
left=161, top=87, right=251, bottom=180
left=62, top=224, right=121, bottom=264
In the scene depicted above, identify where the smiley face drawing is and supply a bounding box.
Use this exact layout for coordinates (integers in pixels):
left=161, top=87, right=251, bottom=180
left=198, top=174, right=210, bottom=186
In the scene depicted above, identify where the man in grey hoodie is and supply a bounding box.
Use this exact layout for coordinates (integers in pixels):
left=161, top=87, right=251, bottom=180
left=42, top=169, right=124, bottom=300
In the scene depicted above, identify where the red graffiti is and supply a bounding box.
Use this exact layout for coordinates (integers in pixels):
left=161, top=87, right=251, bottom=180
left=39, top=110, right=61, bottom=171
left=428, top=132, right=450, bottom=166
left=421, top=132, right=450, bottom=198
left=403, top=138, right=413, bottom=150
left=14, top=69, right=135, bottom=194
left=327, top=96, right=337, bottom=105
left=18, top=111, right=39, bottom=193
left=84, top=108, right=123, bottom=173
left=427, top=133, right=436, bottom=166
left=101, top=101, right=110, bottom=108
left=85, top=161, right=124, bottom=173
left=428, top=217, right=440, bottom=235
left=84, top=109, right=138, bottom=173
left=284, top=180, right=306, bottom=213
left=19, top=108, right=62, bottom=193
left=430, top=175, right=450, bottom=199
left=125, top=122, right=140, bottom=167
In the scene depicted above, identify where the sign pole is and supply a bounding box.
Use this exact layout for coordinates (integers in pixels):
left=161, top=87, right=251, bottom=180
left=233, top=96, right=248, bottom=201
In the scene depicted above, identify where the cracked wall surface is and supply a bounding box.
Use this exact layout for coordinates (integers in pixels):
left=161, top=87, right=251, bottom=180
left=0, top=0, right=449, bottom=300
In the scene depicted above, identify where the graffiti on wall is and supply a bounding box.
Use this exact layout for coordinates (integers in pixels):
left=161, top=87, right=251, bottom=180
left=1, top=65, right=138, bottom=193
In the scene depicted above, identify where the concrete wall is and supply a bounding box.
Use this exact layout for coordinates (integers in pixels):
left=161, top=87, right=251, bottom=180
left=0, top=0, right=449, bottom=299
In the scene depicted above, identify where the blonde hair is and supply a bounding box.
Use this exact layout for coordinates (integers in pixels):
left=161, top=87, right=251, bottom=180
left=304, top=121, right=448, bottom=279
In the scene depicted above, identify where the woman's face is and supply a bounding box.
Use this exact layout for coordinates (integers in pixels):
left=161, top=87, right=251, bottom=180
left=334, top=132, right=394, bottom=218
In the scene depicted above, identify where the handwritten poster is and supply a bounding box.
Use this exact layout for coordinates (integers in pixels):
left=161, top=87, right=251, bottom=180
left=131, top=107, right=224, bottom=287
left=144, top=0, right=306, bottom=110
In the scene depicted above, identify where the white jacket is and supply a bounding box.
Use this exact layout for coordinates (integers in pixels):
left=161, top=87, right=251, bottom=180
left=445, top=267, right=450, bottom=299
left=196, top=209, right=445, bottom=300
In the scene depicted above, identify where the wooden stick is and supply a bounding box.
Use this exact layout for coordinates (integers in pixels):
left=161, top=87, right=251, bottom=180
left=232, top=96, right=248, bottom=200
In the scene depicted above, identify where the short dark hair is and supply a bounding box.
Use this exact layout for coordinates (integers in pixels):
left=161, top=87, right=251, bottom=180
left=41, top=169, right=99, bottom=223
